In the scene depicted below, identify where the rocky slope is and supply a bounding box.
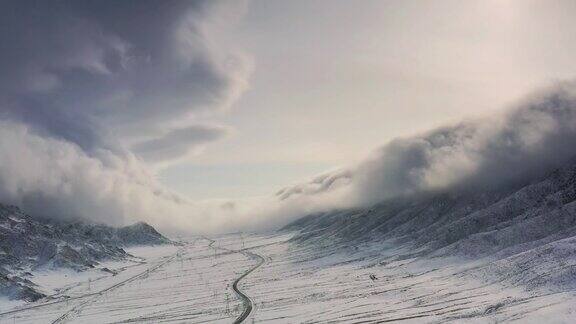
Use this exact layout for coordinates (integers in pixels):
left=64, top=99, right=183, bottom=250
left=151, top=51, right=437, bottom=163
left=0, top=204, right=170, bottom=302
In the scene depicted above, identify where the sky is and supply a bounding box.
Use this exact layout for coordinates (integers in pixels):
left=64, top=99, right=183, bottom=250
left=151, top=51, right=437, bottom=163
left=160, top=0, right=576, bottom=199
left=2, top=0, right=576, bottom=234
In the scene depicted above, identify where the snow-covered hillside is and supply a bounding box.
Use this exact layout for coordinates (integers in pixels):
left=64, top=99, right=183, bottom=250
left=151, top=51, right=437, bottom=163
left=266, top=158, right=576, bottom=321
left=0, top=204, right=170, bottom=303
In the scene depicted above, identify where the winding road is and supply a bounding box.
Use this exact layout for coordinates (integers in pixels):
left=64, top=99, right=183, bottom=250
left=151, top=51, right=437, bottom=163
left=206, top=237, right=265, bottom=323
left=0, top=238, right=264, bottom=323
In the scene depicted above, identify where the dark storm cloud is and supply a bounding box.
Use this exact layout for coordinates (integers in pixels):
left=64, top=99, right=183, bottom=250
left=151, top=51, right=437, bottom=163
left=0, top=0, right=248, bottom=155
left=0, top=0, right=251, bottom=230
left=133, top=124, right=229, bottom=163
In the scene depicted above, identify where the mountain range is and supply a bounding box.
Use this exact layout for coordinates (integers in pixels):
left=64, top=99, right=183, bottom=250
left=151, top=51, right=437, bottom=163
left=0, top=204, right=170, bottom=302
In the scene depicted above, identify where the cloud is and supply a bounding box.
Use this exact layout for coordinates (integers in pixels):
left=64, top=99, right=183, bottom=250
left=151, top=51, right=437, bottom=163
left=0, top=0, right=253, bottom=233
left=0, top=121, right=159, bottom=226
left=2, top=1, right=576, bottom=235
left=0, top=0, right=251, bottom=155
left=0, top=119, right=258, bottom=234
left=276, top=169, right=353, bottom=200
left=273, top=81, right=576, bottom=222
left=132, top=124, right=229, bottom=165
left=352, top=82, right=576, bottom=204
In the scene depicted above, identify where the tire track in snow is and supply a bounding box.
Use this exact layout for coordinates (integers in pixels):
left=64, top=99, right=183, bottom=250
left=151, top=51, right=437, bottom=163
left=50, top=245, right=186, bottom=324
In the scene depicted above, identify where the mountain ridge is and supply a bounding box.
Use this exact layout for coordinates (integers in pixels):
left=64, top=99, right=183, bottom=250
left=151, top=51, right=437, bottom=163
left=0, top=204, right=171, bottom=302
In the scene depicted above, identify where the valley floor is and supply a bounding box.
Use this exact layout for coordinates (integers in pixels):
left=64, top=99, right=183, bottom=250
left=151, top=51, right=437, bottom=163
left=1, top=232, right=575, bottom=323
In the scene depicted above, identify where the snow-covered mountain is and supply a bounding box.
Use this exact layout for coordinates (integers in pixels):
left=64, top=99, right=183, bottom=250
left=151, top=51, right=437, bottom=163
left=0, top=204, right=170, bottom=302
left=284, top=157, right=576, bottom=294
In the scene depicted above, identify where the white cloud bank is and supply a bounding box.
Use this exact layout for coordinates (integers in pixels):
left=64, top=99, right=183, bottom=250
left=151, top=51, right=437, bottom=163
left=270, top=82, right=576, bottom=227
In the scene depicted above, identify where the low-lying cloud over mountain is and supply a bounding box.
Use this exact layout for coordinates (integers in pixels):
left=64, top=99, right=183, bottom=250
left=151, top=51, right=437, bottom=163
left=273, top=82, right=576, bottom=225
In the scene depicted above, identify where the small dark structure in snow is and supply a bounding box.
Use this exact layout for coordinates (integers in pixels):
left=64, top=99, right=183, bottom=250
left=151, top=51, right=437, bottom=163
left=369, top=274, right=378, bottom=281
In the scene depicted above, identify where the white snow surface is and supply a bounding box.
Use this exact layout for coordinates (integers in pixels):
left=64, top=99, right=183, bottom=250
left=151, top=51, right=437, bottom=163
left=0, top=232, right=575, bottom=323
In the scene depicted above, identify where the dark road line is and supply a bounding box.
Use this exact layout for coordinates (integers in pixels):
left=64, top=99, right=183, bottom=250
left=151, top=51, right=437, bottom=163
left=205, top=237, right=265, bottom=323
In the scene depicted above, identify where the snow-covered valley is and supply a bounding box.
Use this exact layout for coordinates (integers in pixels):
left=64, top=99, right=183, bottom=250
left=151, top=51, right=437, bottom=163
left=0, top=238, right=248, bottom=323
left=1, top=229, right=575, bottom=323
